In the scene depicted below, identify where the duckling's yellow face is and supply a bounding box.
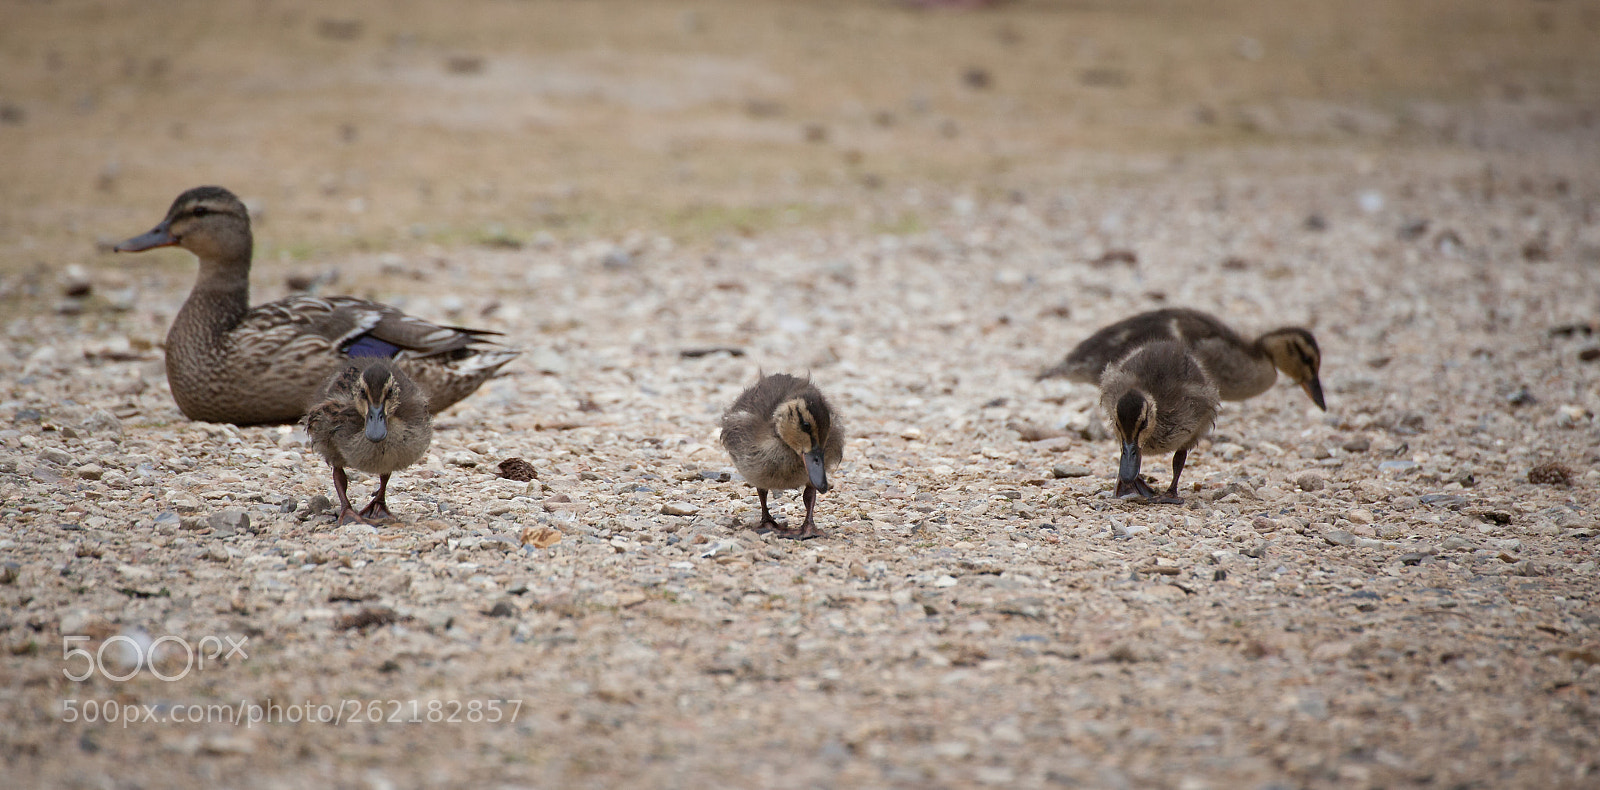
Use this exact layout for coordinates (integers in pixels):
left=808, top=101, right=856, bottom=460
left=774, top=397, right=832, bottom=493
left=1261, top=329, right=1327, bottom=410
left=774, top=399, right=822, bottom=455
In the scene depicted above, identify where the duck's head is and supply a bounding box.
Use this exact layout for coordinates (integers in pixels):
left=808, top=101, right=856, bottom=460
left=114, top=186, right=252, bottom=266
left=773, top=395, right=833, bottom=493
left=353, top=363, right=406, bottom=444
left=1260, top=328, right=1325, bottom=411
left=1111, top=389, right=1155, bottom=495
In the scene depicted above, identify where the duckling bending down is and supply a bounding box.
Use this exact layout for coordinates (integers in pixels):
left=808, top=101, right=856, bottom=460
left=720, top=373, right=845, bottom=540
left=305, top=358, right=432, bottom=525
left=1040, top=307, right=1326, bottom=411
left=1099, top=341, right=1219, bottom=504
left=114, top=186, right=519, bottom=425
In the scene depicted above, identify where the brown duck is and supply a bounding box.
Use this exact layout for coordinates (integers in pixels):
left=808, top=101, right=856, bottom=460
left=305, top=358, right=432, bottom=524
left=720, top=373, right=845, bottom=539
left=1099, top=341, right=1219, bottom=504
left=1041, top=307, right=1326, bottom=410
left=114, top=186, right=519, bottom=425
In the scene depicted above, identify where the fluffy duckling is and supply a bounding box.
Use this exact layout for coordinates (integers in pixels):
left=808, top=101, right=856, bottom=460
left=1040, top=307, right=1325, bottom=410
left=720, top=373, right=845, bottom=539
left=114, top=186, right=518, bottom=425
left=305, top=358, right=432, bottom=524
left=1099, top=341, right=1219, bottom=504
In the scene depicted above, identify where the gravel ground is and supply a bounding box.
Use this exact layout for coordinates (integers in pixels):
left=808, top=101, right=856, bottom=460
left=5, top=158, right=1600, bottom=788
left=3, top=1, right=1600, bottom=788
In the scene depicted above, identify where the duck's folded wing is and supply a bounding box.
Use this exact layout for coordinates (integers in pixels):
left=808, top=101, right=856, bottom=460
left=240, top=296, right=504, bottom=360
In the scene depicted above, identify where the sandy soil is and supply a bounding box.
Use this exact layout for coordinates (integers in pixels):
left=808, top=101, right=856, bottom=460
left=3, top=1, right=1599, bottom=787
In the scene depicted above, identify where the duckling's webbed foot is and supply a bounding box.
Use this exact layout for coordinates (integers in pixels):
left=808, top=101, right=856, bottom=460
left=358, top=500, right=394, bottom=522
left=358, top=473, right=397, bottom=523
left=1114, top=476, right=1160, bottom=500
left=1151, top=449, right=1189, bottom=504
left=748, top=488, right=783, bottom=533
left=330, top=466, right=372, bottom=525
left=765, top=486, right=824, bottom=540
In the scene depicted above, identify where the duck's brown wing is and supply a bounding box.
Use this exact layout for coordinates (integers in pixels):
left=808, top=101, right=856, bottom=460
left=237, top=295, right=506, bottom=359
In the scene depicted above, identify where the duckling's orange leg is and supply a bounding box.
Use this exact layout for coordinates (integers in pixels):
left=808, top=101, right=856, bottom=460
left=331, top=467, right=368, bottom=525
left=1152, top=449, right=1188, bottom=505
left=359, top=473, right=396, bottom=523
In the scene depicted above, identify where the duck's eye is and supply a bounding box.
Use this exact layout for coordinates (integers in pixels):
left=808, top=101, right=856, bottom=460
left=191, top=206, right=210, bottom=218
left=799, top=419, right=812, bottom=433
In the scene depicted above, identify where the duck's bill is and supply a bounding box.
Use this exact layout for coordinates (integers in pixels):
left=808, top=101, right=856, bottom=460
left=803, top=447, right=829, bottom=494
left=1115, top=441, right=1143, bottom=497
left=364, top=405, right=388, bottom=443
left=1301, top=376, right=1327, bottom=411
left=114, top=222, right=177, bottom=252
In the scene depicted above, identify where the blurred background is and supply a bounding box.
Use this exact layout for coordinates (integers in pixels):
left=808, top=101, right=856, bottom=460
left=1, top=0, right=1596, bottom=274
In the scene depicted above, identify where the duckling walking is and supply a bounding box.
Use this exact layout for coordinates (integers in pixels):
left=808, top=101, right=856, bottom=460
left=114, top=186, right=518, bottom=425
left=306, top=359, right=433, bottom=524
left=1099, top=341, right=1219, bottom=504
left=1040, top=307, right=1326, bottom=410
left=721, top=374, right=845, bottom=539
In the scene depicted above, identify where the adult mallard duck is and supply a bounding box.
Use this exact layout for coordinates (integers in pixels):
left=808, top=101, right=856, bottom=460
left=1099, top=341, right=1219, bottom=504
left=305, top=358, right=432, bottom=524
left=113, top=186, right=519, bottom=425
left=1040, top=307, right=1326, bottom=410
left=720, top=373, right=845, bottom=539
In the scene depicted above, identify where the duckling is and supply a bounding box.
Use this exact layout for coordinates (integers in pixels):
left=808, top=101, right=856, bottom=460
left=114, top=186, right=518, bottom=425
left=1040, top=307, right=1326, bottom=410
left=305, top=358, right=432, bottom=525
left=1099, top=341, right=1219, bottom=504
left=720, top=373, right=845, bottom=539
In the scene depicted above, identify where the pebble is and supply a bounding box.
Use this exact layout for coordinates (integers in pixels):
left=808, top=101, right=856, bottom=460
left=661, top=502, right=700, bottom=516
left=83, top=409, right=122, bottom=438
left=75, top=463, right=104, bottom=480
left=1296, top=473, right=1326, bottom=492
left=205, top=544, right=231, bottom=563
left=1379, top=460, right=1419, bottom=474
left=38, top=447, right=74, bottom=466
left=1441, top=536, right=1473, bottom=551
left=306, top=495, right=332, bottom=516
left=445, top=451, right=478, bottom=467
left=208, top=509, right=250, bottom=536
left=1052, top=465, right=1092, bottom=479
left=1323, top=530, right=1356, bottom=547
left=1214, top=442, right=1245, bottom=462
